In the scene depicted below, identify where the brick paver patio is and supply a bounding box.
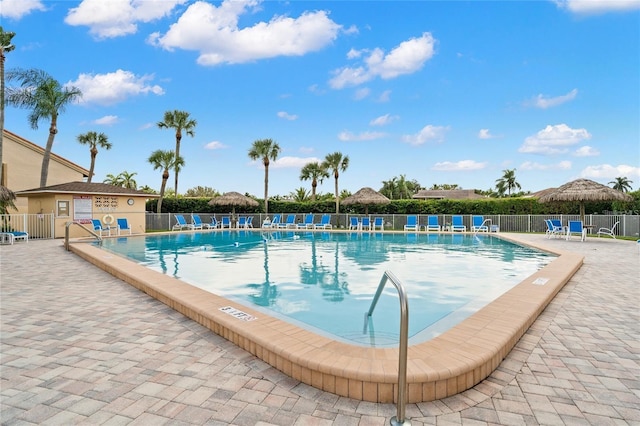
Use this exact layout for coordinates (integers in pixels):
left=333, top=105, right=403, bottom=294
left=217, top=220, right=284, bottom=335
left=1, top=234, right=638, bottom=425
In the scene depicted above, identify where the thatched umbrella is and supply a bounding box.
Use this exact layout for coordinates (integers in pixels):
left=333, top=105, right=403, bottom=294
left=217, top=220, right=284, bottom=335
left=538, top=178, right=633, bottom=223
left=208, top=191, right=259, bottom=216
left=0, top=184, right=15, bottom=202
left=341, top=187, right=390, bottom=215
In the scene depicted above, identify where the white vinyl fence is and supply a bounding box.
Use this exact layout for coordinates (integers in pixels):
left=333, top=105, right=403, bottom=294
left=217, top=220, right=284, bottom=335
left=1, top=213, right=55, bottom=240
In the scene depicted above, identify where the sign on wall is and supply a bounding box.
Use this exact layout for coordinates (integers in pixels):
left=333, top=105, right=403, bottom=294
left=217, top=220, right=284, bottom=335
left=73, top=196, right=93, bottom=224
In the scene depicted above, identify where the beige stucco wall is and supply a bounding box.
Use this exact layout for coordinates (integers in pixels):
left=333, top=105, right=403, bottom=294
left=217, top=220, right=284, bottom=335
left=3, top=130, right=89, bottom=214
left=27, top=194, right=149, bottom=238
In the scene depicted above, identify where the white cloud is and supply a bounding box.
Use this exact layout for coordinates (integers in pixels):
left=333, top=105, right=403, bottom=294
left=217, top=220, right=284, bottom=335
left=555, top=0, right=640, bottom=14
left=149, top=0, right=341, bottom=66
left=370, top=114, right=399, bottom=126
left=346, top=48, right=362, bottom=59
left=574, top=145, right=599, bottom=157
left=277, top=111, right=298, bottom=121
left=93, top=115, right=118, bottom=125
left=65, top=0, right=187, bottom=39
left=271, top=156, right=321, bottom=169
left=402, top=124, right=449, bottom=146
left=353, top=88, right=370, bottom=100
left=518, top=124, right=591, bottom=155
left=377, top=90, right=391, bottom=103
left=0, top=0, right=46, bottom=19
left=69, top=69, right=165, bottom=106
left=478, top=129, right=494, bottom=139
left=528, top=88, right=578, bottom=109
left=329, top=32, right=436, bottom=89
left=432, top=160, right=487, bottom=171
left=205, top=141, right=226, bottom=150
left=520, top=160, right=572, bottom=171
left=580, top=164, right=640, bottom=179
left=337, top=130, right=386, bottom=141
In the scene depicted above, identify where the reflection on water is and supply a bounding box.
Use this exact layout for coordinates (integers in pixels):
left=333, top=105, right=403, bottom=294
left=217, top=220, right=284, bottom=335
left=100, top=231, right=554, bottom=347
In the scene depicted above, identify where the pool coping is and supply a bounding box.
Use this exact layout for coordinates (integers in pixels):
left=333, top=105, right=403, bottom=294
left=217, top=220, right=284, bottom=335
left=69, top=231, right=583, bottom=403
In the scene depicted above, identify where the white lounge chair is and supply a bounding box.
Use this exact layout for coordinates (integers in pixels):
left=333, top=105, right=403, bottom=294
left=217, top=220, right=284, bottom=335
left=404, top=215, right=419, bottom=232
left=451, top=215, right=466, bottom=232
left=425, top=215, right=441, bottom=232
left=597, top=221, right=619, bottom=239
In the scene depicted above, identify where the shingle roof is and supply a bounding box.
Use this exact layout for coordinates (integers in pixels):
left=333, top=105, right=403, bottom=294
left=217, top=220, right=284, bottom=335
left=15, top=181, right=159, bottom=197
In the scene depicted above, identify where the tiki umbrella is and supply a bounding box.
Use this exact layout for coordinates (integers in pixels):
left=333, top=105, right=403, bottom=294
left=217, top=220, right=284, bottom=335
left=341, top=187, right=390, bottom=215
left=208, top=191, right=259, bottom=216
left=538, top=178, right=632, bottom=223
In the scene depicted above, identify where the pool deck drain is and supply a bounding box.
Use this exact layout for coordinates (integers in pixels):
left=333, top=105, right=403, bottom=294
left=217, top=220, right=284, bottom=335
left=1, top=233, right=639, bottom=424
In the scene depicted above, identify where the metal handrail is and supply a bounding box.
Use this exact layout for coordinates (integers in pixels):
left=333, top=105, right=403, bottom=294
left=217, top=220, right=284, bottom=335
left=64, top=221, right=102, bottom=251
left=473, top=218, right=492, bottom=235
left=364, top=271, right=411, bottom=426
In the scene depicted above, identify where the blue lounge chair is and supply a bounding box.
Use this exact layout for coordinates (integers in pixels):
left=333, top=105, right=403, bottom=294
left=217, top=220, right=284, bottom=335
left=471, top=215, right=488, bottom=232
left=191, top=214, right=210, bottom=230
left=349, top=217, right=360, bottom=230
left=315, top=214, right=332, bottom=229
left=372, top=217, right=384, bottom=231
left=404, top=215, right=419, bottom=232
left=236, top=216, right=247, bottom=229
left=425, top=215, right=441, bottom=232
left=297, top=214, right=314, bottom=229
left=451, top=215, right=466, bottom=232
left=173, top=214, right=193, bottom=231
left=545, top=219, right=562, bottom=239
left=92, top=219, right=111, bottom=236
left=280, top=214, right=296, bottom=229
left=246, top=216, right=254, bottom=228
left=263, top=214, right=281, bottom=228
left=116, top=218, right=132, bottom=235
left=220, top=216, right=231, bottom=229
left=566, top=220, right=586, bottom=241
left=361, top=217, right=371, bottom=231
left=8, top=231, right=29, bottom=242
left=210, top=217, right=219, bottom=228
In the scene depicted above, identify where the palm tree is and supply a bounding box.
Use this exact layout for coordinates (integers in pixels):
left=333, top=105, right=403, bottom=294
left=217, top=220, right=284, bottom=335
left=609, top=176, right=633, bottom=193
left=495, top=169, right=521, bottom=197
left=6, top=68, right=82, bottom=187
left=148, top=149, right=184, bottom=213
left=322, top=151, right=349, bottom=214
left=300, top=162, right=329, bottom=201
left=119, top=171, right=138, bottom=189
left=103, top=173, right=123, bottom=186
left=76, top=131, right=111, bottom=183
left=157, top=110, right=196, bottom=195
left=290, top=187, right=310, bottom=202
left=248, top=138, right=281, bottom=214
left=0, top=27, right=16, bottom=182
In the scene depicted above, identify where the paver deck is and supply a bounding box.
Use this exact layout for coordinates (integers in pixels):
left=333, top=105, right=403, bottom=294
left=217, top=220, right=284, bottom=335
left=1, top=234, right=638, bottom=425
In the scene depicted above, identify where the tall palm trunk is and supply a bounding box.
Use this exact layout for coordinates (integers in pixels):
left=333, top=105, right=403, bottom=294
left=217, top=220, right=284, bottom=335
left=264, top=163, right=269, bottom=214
left=174, top=133, right=182, bottom=194
left=158, top=170, right=169, bottom=213
left=334, top=173, right=339, bottom=214
left=88, top=147, right=98, bottom=183
left=40, top=115, right=58, bottom=187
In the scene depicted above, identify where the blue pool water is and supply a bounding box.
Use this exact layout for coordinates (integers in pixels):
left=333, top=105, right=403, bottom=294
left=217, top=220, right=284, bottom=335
left=99, top=231, right=555, bottom=346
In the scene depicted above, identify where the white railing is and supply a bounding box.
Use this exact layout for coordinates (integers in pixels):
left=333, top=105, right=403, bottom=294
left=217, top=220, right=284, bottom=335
left=0, top=213, right=55, bottom=240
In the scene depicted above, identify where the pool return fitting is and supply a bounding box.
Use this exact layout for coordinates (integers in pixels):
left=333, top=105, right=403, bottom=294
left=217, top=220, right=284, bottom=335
left=364, top=270, right=411, bottom=426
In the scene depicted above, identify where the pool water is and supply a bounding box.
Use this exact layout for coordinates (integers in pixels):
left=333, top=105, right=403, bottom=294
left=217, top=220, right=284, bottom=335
left=99, top=231, right=554, bottom=346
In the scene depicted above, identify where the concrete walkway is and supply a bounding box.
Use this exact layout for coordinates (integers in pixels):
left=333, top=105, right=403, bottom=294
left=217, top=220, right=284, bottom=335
left=1, top=235, right=638, bottom=425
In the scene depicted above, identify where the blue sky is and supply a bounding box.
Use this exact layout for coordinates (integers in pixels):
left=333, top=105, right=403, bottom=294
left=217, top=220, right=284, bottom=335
left=2, top=0, right=639, bottom=197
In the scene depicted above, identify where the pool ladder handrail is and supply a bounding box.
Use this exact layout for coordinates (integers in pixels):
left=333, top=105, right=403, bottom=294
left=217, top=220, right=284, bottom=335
left=364, top=270, right=411, bottom=426
left=64, top=221, right=102, bottom=251
left=473, top=218, right=492, bottom=236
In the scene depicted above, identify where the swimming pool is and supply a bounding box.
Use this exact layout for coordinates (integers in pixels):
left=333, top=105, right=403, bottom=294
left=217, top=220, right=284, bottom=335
left=98, top=230, right=554, bottom=346
left=73, top=231, right=582, bottom=402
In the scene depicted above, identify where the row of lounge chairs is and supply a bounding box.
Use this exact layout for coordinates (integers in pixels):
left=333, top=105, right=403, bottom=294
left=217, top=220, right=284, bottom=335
left=403, top=215, right=493, bottom=233
left=92, top=218, right=132, bottom=236
left=545, top=219, right=620, bottom=241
